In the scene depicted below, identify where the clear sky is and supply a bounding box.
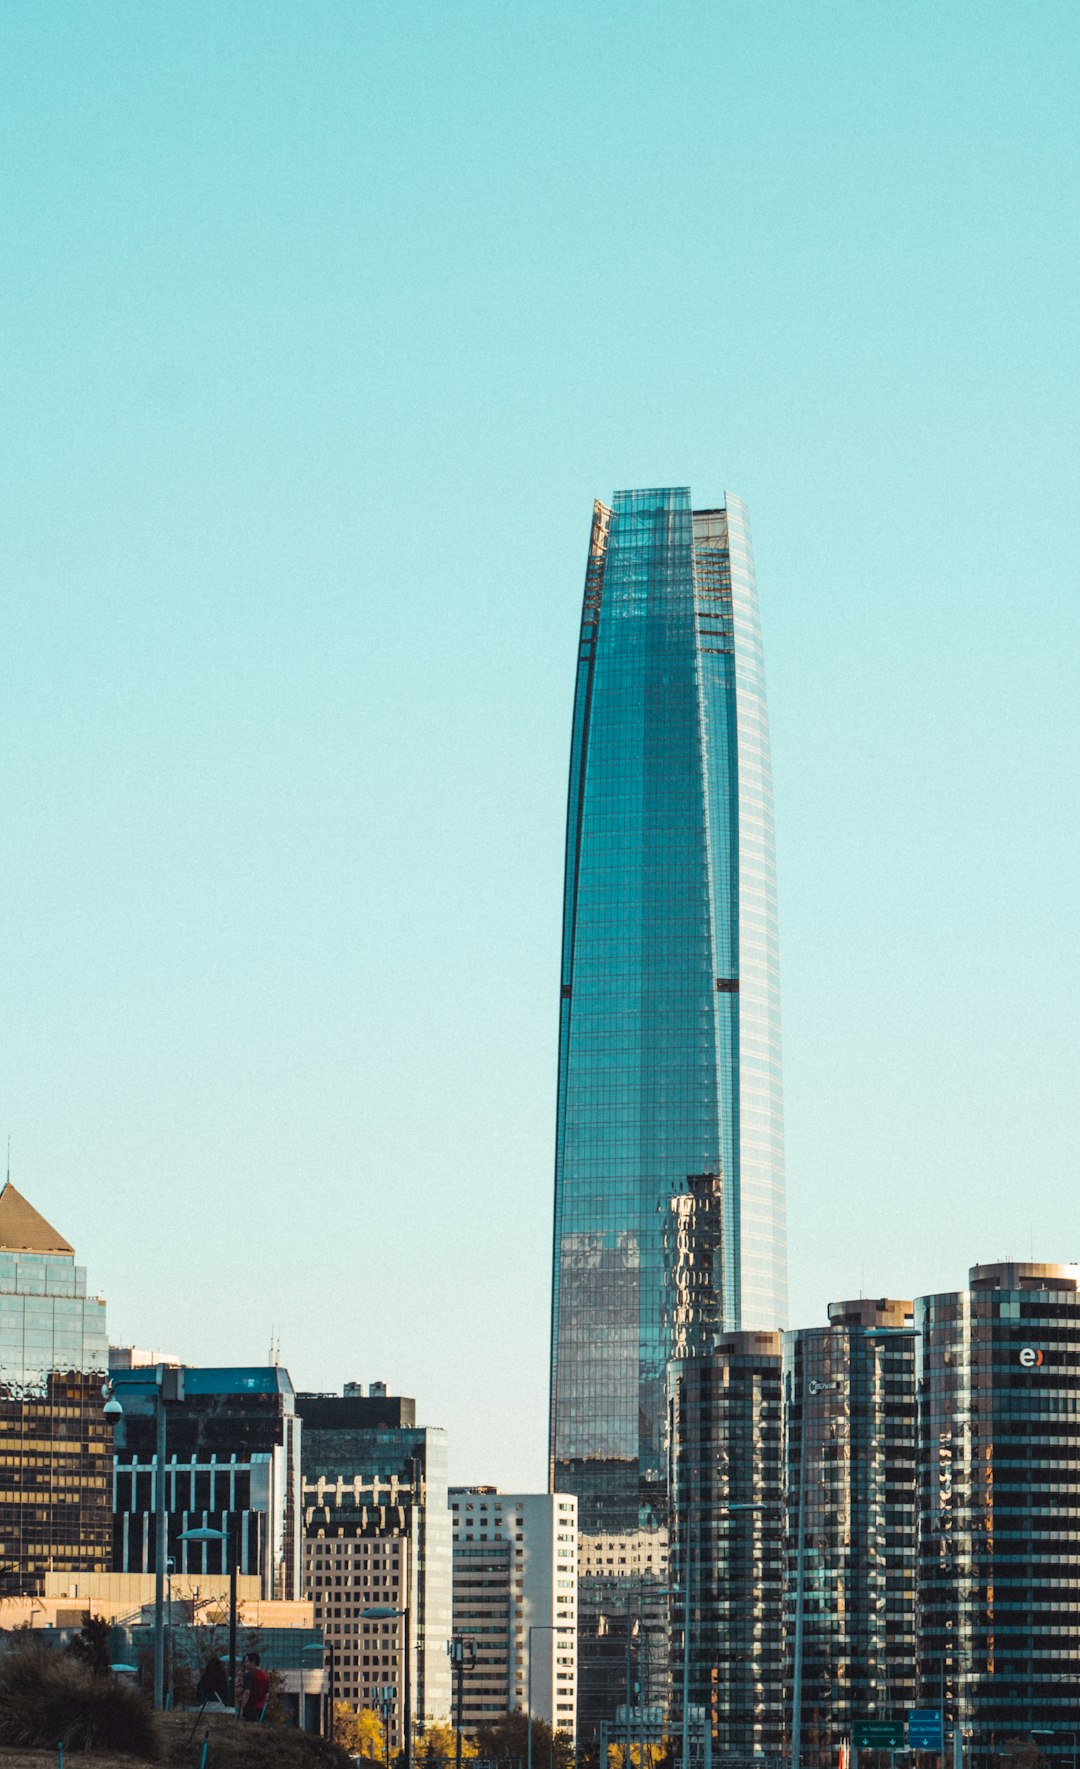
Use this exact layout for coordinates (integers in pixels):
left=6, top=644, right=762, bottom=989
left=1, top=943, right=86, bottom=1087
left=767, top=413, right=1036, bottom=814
left=1, top=1, right=1078, bottom=1491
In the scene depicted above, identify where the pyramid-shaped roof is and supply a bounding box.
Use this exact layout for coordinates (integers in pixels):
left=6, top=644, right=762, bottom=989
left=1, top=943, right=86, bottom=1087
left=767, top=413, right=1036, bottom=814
left=0, top=1181, right=74, bottom=1256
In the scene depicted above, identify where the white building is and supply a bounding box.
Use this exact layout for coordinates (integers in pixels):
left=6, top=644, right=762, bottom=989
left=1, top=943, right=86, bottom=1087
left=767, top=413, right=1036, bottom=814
left=450, top=1489, right=577, bottom=1738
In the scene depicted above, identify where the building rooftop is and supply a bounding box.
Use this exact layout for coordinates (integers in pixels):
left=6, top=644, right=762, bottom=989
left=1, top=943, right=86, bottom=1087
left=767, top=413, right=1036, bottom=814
left=0, top=1180, right=74, bottom=1257
left=297, top=1390, right=417, bottom=1429
left=111, top=1365, right=296, bottom=1406
left=827, top=1298, right=914, bottom=1329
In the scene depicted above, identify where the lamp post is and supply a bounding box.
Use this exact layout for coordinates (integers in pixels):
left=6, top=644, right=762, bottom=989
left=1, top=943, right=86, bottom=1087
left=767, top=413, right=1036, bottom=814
left=179, top=1520, right=239, bottom=1708
left=165, top=1558, right=175, bottom=1709
left=303, top=1640, right=337, bottom=1742
left=363, top=1604, right=412, bottom=1769
left=527, top=1623, right=575, bottom=1769
left=448, top=1635, right=477, bottom=1769
left=103, top=1365, right=185, bottom=1712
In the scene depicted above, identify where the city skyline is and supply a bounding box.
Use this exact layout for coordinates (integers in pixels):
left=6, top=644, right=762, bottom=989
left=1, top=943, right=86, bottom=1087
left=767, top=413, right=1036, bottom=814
left=1, top=3, right=1077, bottom=1495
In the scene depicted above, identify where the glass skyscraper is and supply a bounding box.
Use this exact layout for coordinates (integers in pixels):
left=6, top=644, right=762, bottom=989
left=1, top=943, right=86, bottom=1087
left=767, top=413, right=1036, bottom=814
left=0, top=1180, right=112, bottom=1590
left=917, top=1262, right=1080, bottom=1762
left=548, top=487, right=787, bottom=1732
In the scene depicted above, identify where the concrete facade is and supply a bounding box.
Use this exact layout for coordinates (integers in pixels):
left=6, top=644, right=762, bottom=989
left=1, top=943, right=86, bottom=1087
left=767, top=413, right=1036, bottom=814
left=450, top=1489, right=578, bottom=1737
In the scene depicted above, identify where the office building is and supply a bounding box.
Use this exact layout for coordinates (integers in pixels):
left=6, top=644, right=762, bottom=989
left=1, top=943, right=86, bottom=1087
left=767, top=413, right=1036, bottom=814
left=784, top=1299, right=917, bottom=1769
left=669, top=1331, right=784, bottom=1759
left=298, top=1384, right=452, bottom=1738
left=0, top=1181, right=112, bottom=1591
left=916, top=1262, right=1080, bottom=1763
left=548, top=488, right=787, bottom=1735
left=450, top=1489, right=577, bottom=1737
left=110, top=1364, right=302, bottom=1600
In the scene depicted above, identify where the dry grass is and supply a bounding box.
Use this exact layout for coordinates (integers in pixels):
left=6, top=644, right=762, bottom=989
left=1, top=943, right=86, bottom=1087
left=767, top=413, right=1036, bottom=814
left=0, top=1709, right=352, bottom=1766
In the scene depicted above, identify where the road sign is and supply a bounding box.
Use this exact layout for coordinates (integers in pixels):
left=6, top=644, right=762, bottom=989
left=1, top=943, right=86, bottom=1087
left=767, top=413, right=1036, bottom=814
left=854, top=1722, right=906, bottom=1750
left=909, top=1710, right=944, bottom=1751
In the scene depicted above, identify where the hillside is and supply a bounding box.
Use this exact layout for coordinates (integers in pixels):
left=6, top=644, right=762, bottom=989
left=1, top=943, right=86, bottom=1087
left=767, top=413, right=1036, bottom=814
left=0, top=1709, right=353, bottom=1767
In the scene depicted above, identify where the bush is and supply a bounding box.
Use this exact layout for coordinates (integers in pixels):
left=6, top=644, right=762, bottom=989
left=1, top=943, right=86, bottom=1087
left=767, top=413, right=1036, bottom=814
left=0, top=1639, right=160, bottom=1757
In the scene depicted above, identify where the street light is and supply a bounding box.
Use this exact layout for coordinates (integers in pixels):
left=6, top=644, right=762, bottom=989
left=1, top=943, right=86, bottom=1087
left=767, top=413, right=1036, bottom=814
left=362, top=1603, right=413, bottom=1769
left=448, top=1635, right=477, bottom=1769
left=526, top=1624, right=575, bottom=1769
left=179, top=1522, right=239, bottom=1708
left=304, top=1640, right=337, bottom=1744
left=102, top=1366, right=185, bottom=1712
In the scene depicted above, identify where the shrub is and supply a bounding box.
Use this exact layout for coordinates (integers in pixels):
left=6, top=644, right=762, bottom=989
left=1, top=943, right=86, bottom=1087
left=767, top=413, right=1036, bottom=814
left=0, top=1639, right=160, bottom=1757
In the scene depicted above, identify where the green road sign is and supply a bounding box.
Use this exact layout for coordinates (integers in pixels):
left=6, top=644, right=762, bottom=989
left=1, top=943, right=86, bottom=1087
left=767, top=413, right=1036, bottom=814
left=853, top=1722, right=906, bottom=1750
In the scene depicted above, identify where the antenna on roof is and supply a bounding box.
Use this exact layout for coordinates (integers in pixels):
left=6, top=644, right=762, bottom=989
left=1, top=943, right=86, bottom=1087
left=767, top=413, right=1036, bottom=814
left=5, top=1135, right=10, bottom=1185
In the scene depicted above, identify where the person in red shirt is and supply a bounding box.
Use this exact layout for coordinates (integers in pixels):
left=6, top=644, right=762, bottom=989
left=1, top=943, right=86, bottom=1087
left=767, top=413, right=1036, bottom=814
left=240, top=1652, right=269, bottom=1722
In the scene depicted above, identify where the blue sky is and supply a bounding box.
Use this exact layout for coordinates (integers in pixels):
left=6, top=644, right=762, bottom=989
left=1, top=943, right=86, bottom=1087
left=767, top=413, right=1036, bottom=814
left=1, top=1, right=1077, bottom=1488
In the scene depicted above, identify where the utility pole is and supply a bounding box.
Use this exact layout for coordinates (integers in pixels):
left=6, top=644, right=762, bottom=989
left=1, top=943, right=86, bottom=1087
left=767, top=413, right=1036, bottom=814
left=152, top=1365, right=185, bottom=1711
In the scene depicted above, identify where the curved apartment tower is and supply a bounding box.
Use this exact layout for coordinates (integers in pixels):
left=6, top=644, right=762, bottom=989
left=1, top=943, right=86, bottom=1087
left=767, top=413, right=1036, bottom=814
left=548, top=488, right=787, bottom=1728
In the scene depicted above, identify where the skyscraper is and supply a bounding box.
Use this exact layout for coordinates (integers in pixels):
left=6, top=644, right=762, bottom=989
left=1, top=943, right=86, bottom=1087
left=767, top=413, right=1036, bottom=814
left=548, top=487, right=787, bottom=1733
left=669, top=1331, right=785, bottom=1759
left=785, top=1299, right=917, bottom=1768
left=916, top=1262, right=1080, bottom=1762
left=0, top=1180, right=112, bottom=1591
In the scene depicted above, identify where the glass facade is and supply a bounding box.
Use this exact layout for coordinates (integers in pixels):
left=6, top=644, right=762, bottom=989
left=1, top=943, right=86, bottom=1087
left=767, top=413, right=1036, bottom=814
left=0, top=1193, right=112, bottom=1591
left=917, top=1263, right=1080, bottom=1761
left=784, top=1301, right=917, bottom=1769
left=111, top=1365, right=301, bottom=1600
left=549, top=488, right=786, bottom=1735
left=669, top=1331, right=785, bottom=1758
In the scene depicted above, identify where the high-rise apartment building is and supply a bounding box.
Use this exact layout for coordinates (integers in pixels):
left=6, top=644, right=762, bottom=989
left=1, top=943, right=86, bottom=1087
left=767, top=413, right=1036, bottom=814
left=548, top=488, right=787, bottom=1735
left=0, top=1182, right=112, bottom=1591
left=298, top=1385, right=452, bottom=1737
left=110, top=1364, right=302, bottom=1600
left=450, top=1489, right=577, bottom=1737
left=784, top=1299, right=917, bottom=1768
left=917, top=1262, right=1080, bottom=1764
left=669, top=1331, right=784, bottom=1759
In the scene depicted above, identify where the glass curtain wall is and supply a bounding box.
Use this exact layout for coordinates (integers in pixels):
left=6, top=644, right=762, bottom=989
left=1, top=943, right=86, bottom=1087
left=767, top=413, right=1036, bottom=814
left=0, top=1244, right=111, bottom=1592
left=549, top=488, right=787, bottom=1737
left=916, top=1263, right=1080, bottom=1762
left=784, top=1302, right=917, bottom=1768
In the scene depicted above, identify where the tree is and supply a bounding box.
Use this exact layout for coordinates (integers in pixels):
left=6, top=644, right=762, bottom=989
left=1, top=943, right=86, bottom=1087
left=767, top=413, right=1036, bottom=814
left=474, top=1709, right=573, bottom=1769
left=417, top=1721, right=479, bottom=1765
left=65, top=1612, right=111, bottom=1677
left=1000, top=1743, right=1046, bottom=1769
left=336, top=1703, right=387, bottom=1759
left=607, top=1746, right=666, bottom=1769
